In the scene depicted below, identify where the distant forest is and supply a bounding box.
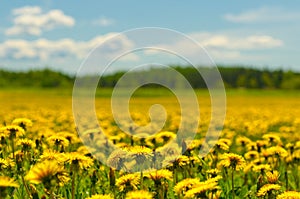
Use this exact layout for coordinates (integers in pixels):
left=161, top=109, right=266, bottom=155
left=0, top=66, right=299, bottom=89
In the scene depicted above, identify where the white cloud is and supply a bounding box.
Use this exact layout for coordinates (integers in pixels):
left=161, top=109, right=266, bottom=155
left=189, top=33, right=283, bottom=50
left=143, top=32, right=283, bottom=64
left=92, top=17, right=115, bottom=27
left=224, top=7, right=300, bottom=23
left=5, top=6, right=75, bottom=36
left=0, top=33, right=137, bottom=62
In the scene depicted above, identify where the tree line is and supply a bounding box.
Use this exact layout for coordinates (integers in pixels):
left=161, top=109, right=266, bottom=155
left=0, top=66, right=299, bottom=89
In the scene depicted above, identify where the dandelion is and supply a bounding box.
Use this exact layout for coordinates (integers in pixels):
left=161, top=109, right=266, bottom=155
left=25, top=160, right=69, bottom=193
left=219, top=153, right=245, bottom=170
left=145, top=169, right=173, bottom=182
left=125, top=190, right=153, bottom=199
left=39, top=149, right=66, bottom=163
left=126, top=146, right=153, bottom=165
left=116, top=173, right=140, bottom=192
left=47, top=134, right=69, bottom=150
left=12, top=118, right=32, bottom=130
left=219, top=153, right=245, bottom=199
left=277, top=191, right=300, bottom=199
left=65, top=152, right=93, bottom=170
left=86, top=194, right=114, bottom=199
left=256, top=184, right=281, bottom=197
left=262, top=133, right=281, bottom=145
left=17, top=138, right=34, bottom=152
left=266, top=170, right=280, bottom=184
left=253, top=164, right=272, bottom=173
left=0, top=176, right=19, bottom=198
left=245, top=151, right=259, bottom=160
left=174, top=178, right=201, bottom=195
left=236, top=136, right=252, bottom=146
left=184, top=181, right=219, bottom=199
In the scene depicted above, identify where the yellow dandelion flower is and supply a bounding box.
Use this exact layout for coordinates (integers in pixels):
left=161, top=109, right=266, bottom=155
left=256, top=184, right=281, bottom=197
left=236, top=136, right=252, bottom=146
left=3, top=125, right=25, bottom=139
left=246, top=142, right=258, bottom=151
left=116, top=173, right=140, bottom=192
left=206, top=169, right=221, bottom=177
left=145, top=169, right=173, bottom=183
left=219, top=153, right=245, bottom=170
left=86, top=194, right=114, bottom=199
left=47, top=134, right=69, bottom=148
left=262, top=133, right=281, bottom=144
left=277, top=191, right=300, bottom=199
left=174, top=178, right=201, bottom=195
left=218, top=138, right=232, bottom=147
left=215, top=141, right=229, bottom=151
left=65, top=152, right=93, bottom=170
left=266, top=170, right=280, bottom=184
left=0, top=176, right=19, bottom=188
left=253, top=164, right=272, bottom=173
left=244, top=151, right=259, bottom=160
left=125, top=190, right=153, bottom=199
left=12, top=118, right=32, bottom=130
left=17, top=138, right=34, bottom=151
left=25, top=160, right=69, bottom=188
left=184, top=181, right=219, bottom=199
left=163, top=155, right=190, bottom=168
left=39, top=149, right=66, bottom=163
left=126, top=146, right=153, bottom=164
left=266, top=146, right=288, bottom=157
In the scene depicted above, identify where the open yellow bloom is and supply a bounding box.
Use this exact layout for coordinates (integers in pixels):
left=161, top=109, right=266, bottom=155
left=125, top=190, right=153, bottom=199
left=85, top=194, right=114, bottom=199
left=219, top=153, right=245, bottom=170
left=25, top=160, right=69, bottom=187
left=266, top=170, right=280, bottom=184
left=257, top=184, right=281, bottom=197
left=277, top=191, right=300, bottom=199
left=116, top=173, right=140, bottom=192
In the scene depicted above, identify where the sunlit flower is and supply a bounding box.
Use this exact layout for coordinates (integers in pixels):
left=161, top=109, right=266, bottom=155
left=277, top=191, right=300, bottom=199
left=12, top=118, right=32, bottom=130
left=174, top=178, right=201, bottom=195
left=184, top=181, right=219, bottom=199
left=65, top=152, right=93, bottom=170
left=125, top=190, right=153, bottom=199
left=0, top=176, right=19, bottom=188
left=253, top=164, right=272, bottom=173
left=85, top=194, right=114, bottom=199
left=236, top=136, right=252, bottom=146
left=116, top=173, right=140, bottom=192
left=126, top=146, right=153, bottom=164
left=47, top=134, right=69, bottom=148
left=17, top=138, right=34, bottom=151
left=244, top=151, right=259, bottom=160
left=262, top=133, right=281, bottom=145
left=145, top=169, right=173, bottom=183
left=265, top=146, right=288, bottom=157
left=39, top=149, right=66, bottom=162
left=256, top=184, right=281, bottom=197
left=219, top=153, right=245, bottom=170
left=25, top=160, right=69, bottom=188
left=3, top=125, right=25, bottom=139
left=266, top=170, right=280, bottom=184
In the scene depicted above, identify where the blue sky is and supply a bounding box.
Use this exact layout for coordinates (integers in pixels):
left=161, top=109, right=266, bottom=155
left=0, top=1, right=300, bottom=74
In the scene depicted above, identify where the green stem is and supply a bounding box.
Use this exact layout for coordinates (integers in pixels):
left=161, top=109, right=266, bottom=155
left=21, top=175, right=32, bottom=199
left=71, top=170, right=76, bottom=199
left=231, top=170, right=235, bottom=199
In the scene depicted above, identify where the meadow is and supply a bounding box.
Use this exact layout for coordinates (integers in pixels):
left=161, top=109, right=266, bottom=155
left=0, top=88, right=300, bottom=199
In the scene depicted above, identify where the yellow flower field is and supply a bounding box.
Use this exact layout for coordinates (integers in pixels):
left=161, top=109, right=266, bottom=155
left=0, top=89, right=300, bottom=199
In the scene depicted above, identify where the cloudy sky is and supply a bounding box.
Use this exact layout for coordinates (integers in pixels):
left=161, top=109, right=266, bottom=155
left=0, top=1, right=300, bottom=74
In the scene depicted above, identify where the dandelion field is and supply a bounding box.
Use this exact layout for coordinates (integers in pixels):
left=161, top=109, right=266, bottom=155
left=0, top=89, right=300, bottom=199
